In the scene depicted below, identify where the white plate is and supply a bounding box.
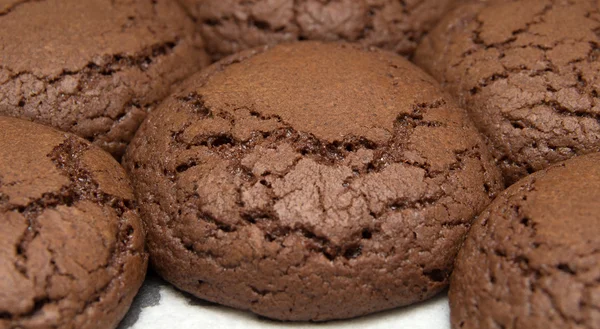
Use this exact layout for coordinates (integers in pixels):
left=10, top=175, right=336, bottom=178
left=118, top=273, right=451, bottom=329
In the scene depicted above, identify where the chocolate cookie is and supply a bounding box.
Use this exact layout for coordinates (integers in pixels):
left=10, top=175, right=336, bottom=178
left=415, top=0, right=600, bottom=184
left=0, top=117, right=148, bottom=329
left=180, top=0, right=457, bottom=61
left=449, top=152, right=600, bottom=329
left=0, top=0, right=210, bottom=158
left=124, top=41, right=503, bottom=321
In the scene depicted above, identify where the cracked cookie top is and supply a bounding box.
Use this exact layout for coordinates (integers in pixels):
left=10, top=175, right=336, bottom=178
left=123, top=41, right=503, bottom=321
left=449, top=152, right=600, bottom=329
left=415, top=0, right=600, bottom=184
left=0, top=0, right=210, bottom=158
left=0, top=117, right=148, bottom=329
left=179, top=0, right=457, bottom=61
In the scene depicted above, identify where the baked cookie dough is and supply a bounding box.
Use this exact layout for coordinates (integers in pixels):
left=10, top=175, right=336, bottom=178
left=415, top=0, right=600, bottom=184
left=0, top=117, right=148, bottom=329
left=124, top=41, right=503, bottom=321
left=449, top=152, right=600, bottom=329
left=180, top=0, right=457, bottom=61
left=0, top=0, right=210, bottom=158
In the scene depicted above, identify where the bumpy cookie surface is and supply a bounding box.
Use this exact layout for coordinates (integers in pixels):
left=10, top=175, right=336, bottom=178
left=0, top=117, right=148, bottom=329
left=0, top=0, right=210, bottom=158
left=415, top=0, right=600, bottom=184
left=180, top=0, right=456, bottom=61
left=124, top=41, right=503, bottom=321
left=449, top=152, right=600, bottom=329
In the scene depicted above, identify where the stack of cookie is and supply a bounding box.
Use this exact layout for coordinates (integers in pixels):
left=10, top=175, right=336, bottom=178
left=0, top=0, right=597, bottom=328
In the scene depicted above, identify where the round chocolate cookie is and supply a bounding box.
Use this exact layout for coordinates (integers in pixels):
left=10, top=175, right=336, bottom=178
left=449, top=152, right=600, bottom=329
left=124, top=41, right=503, bottom=321
left=180, top=0, right=457, bottom=61
left=0, top=117, right=148, bottom=329
left=415, top=0, right=600, bottom=184
left=0, top=0, right=210, bottom=158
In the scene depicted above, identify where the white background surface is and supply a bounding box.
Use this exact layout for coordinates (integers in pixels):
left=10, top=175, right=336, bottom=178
left=118, top=273, right=451, bottom=329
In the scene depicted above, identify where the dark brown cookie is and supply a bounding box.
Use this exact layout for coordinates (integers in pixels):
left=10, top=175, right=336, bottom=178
left=124, top=41, right=503, bottom=321
left=180, top=0, right=457, bottom=61
left=0, top=117, right=148, bottom=329
left=0, top=0, right=210, bottom=158
left=449, top=152, right=600, bottom=329
left=415, top=0, right=600, bottom=184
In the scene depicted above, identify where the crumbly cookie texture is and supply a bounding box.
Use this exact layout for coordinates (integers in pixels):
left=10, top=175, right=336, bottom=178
left=124, top=41, right=503, bottom=321
left=450, top=152, right=600, bottom=329
left=0, top=0, right=210, bottom=158
left=415, top=0, right=600, bottom=184
left=0, top=117, right=148, bottom=329
left=179, top=0, right=456, bottom=61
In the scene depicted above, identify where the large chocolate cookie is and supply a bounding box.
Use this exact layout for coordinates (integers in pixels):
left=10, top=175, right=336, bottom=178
left=449, top=152, right=600, bottom=329
left=415, top=0, right=600, bottom=184
left=0, top=0, right=210, bottom=158
left=180, top=0, right=456, bottom=61
left=0, top=117, right=148, bottom=329
left=124, top=41, right=503, bottom=321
